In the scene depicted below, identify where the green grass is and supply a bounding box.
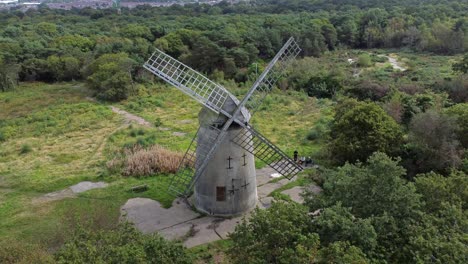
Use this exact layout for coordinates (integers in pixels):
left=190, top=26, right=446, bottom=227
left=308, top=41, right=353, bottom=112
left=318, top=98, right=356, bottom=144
left=269, top=170, right=314, bottom=200
left=189, top=239, right=233, bottom=264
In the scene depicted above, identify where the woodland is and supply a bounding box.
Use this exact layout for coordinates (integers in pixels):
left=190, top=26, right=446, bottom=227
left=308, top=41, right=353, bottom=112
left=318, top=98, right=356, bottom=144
left=0, top=0, right=467, bottom=263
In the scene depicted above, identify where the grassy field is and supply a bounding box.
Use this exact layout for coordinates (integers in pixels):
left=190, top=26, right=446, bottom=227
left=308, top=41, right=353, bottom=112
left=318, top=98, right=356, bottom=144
left=0, top=80, right=326, bottom=252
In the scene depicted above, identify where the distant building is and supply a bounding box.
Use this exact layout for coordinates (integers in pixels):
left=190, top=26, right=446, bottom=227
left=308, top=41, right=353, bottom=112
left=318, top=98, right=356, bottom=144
left=0, top=0, right=19, bottom=4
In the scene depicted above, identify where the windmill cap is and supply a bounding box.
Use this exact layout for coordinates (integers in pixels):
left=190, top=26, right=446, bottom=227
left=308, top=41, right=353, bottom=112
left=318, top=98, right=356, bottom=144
left=199, top=94, right=251, bottom=127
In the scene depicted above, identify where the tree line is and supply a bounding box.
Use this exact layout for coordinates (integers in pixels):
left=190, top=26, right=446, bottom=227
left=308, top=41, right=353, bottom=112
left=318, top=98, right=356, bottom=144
left=0, top=0, right=467, bottom=99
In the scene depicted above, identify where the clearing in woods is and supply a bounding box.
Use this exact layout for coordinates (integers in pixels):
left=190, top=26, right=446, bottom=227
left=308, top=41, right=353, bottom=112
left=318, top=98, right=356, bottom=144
left=0, top=81, right=325, bottom=247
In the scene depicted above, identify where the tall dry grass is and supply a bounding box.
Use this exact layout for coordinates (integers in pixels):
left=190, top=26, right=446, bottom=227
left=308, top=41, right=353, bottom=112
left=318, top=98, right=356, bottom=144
left=107, top=145, right=185, bottom=177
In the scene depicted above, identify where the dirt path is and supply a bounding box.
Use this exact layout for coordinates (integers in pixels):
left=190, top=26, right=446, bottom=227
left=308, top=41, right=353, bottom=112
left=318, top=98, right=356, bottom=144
left=378, top=54, right=407, bottom=71
left=110, top=106, right=152, bottom=127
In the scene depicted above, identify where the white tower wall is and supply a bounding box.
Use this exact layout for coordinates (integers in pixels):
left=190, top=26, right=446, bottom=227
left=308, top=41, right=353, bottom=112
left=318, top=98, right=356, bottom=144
left=194, top=125, right=257, bottom=217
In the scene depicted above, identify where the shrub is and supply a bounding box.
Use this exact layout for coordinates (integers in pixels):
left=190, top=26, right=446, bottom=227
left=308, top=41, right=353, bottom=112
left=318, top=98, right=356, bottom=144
left=305, top=74, right=343, bottom=98
left=0, top=131, right=5, bottom=142
left=107, top=145, right=185, bottom=177
left=432, top=76, right=468, bottom=103
left=20, top=144, right=32, bottom=154
left=357, top=54, right=372, bottom=67
left=398, top=84, right=424, bottom=95
left=329, top=100, right=403, bottom=164
left=55, top=223, right=191, bottom=264
left=347, top=80, right=389, bottom=101
left=0, top=240, right=53, bottom=264
left=306, top=129, right=319, bottom=140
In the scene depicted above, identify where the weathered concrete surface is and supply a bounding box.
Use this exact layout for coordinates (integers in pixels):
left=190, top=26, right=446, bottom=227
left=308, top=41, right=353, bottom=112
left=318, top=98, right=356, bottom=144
left=34, top=181, right=108, bottom=203
left=121, top=166, right=302, bottom=248
left=255, top=166, right=277, bottom=186
left=70, top=181, right=108, bottom=193
left=281, top=186, right=305, bottom=204
left=257, top=178, right=290, bottom=197
left=120, top=198, right=200, bottom=234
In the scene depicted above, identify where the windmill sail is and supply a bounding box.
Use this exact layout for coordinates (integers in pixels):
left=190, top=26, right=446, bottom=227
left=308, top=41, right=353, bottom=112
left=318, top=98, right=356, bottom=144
left=245, top=37, right=301, bottom=114
left=144, top=49, right=232, bottom=114
left=231, top=125, right=302, bottom=179
left=168, top=126, right=222, bottom=196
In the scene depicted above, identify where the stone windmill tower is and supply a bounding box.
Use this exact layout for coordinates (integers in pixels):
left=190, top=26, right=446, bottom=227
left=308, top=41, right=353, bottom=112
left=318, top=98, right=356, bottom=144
left=143, top=37, right=302, bottom=216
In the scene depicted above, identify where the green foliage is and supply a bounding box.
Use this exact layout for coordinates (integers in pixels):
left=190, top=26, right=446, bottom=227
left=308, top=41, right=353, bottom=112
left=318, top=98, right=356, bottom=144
left=309, top=152, right=421, bottom=219
left=312, top=204, right=377, bottom=252
left=0, top=62, right=19, bottom=92
left=306, top=73, right=343, bottom=98
left=86, top=53, right=137, bottom=101
left=453, top=53, right=468, bottom=74
left=54, top=34, right=94, bottom=52
left=229, top=202, right=319, bottom=264
left=407, top=110, right=463, bottom=174
left=317, top=241, right=369, bottom=264
left=36, top=22, right=57, bottom=37
left=55, top=223, right=191, bottom=264
left=357, top=54, right=373, bottom=67
left=446, top=103, right=468, bottom=148
left=47, top=55, right=81, bottom=81
left=415, top=171, right=467, bottom=213
left=20, top=144, right=32, bottom=154
left=329, top=100, right=403, bottom=164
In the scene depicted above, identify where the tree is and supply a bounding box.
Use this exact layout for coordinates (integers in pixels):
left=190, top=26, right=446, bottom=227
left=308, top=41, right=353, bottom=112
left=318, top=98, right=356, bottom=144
left=86, top=53, right=137, bottom=101
left=184, top=36, right=225, bottom=74
left=415, top=171, right=467, bottom=213
left=55, top=223, right=191, bottom=264
left=54, top=34, right=94, bottom=52
left=317, top=241, right=369, bottom=264
left=229, top=202, right=319, bottom=264
left=47, top=55, right=81, bottom=81
left=120, top=24, right=153, bottom=41
left=329, top=101, right=403, bottom=164
left=306, top=73, right=343, bottom=98
left=408, top=110, right=463, bottom=174
left=312, top=204, right=377, bottom=253
left=446, top=103, right=468, bottom=148
left=306, top=152, right=423, bottom=262
left=452, top=53, right=468, bottom=74
left=308, top=152, right=421, bottom=220
left=0, top=59, right=19, bottom=92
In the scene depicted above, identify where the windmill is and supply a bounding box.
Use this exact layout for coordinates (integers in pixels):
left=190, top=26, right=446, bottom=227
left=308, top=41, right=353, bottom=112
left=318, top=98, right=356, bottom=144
left=143, top=37, right=303, bottom=216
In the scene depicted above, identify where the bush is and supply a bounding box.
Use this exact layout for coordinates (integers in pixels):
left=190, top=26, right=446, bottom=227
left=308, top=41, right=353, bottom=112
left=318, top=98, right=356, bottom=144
left=432, top=76, right=468, bottom=103
left=20, top=144, right=32, bottom=154
left=305, top=74, right=343, bottom=98
left=306, top=129, right=319, bottom=141
left=347, top=80, right=389, bottom=101
left=55, top=223, right=191, bottom=264
left=107, top=145, right=185, bottom=177
left=329, top=101, right=403, bottom=164
left=0, top=131, right=5, bottom=142
left=0, top=240, right=53, bottom=264
left=357, top=54, right=372, bottom=67
left=229, top=202, right=319, bottom=264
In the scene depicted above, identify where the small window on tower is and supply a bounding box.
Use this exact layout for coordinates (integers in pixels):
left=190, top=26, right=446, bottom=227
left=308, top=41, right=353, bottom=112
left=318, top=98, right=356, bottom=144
left=216, top=186, right=226, bottom=201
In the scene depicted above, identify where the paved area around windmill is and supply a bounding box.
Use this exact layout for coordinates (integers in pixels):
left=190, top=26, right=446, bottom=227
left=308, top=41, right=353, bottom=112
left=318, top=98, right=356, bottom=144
left=121, top=167, right=321, bottom=248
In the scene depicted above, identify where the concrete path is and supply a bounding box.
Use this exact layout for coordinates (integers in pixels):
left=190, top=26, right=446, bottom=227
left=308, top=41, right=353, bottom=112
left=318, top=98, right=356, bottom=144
left=120, top=166, right=310, bottom=248
left=34, top=181, right=108, bottom=203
